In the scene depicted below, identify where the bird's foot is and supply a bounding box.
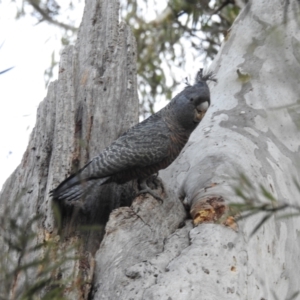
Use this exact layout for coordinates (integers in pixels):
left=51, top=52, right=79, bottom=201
left=155, top=175, right=165, bottom=190
left=147, top=174, right=165, bottom=191
left=137, top=177, right=164, bottom=203
left=137, top=188, right=164, bottom=203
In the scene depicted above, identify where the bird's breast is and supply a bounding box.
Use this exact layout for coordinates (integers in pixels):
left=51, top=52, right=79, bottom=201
left=168, top=129, right=190, bottom=159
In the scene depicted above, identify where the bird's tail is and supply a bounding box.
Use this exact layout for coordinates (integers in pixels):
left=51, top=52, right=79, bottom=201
left=50, top=174, right=110, bottom=202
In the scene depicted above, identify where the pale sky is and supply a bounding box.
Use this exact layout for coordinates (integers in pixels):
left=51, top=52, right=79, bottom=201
left=0, top=0, right=205, bottom=189
left=0, top=1, right=84, bottom=188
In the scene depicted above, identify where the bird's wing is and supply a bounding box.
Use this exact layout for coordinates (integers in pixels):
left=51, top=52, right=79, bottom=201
left=81, top=114, right=170, bottom=179
left=51, top=176, right=109, bottom=201
left=51, top=114, right=170, bottom=201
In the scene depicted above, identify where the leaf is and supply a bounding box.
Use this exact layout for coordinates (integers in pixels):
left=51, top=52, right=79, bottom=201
left=277, top=212, right=300, bottom=220
left=239, top=173, right=253, bottom=188
left=0, top=66, right=14, bottom=75
left=260, top=184, right=276, bottom=202
left=22, top=278, right=54, bottom=298
left=250, top=214, right=273, bottom=236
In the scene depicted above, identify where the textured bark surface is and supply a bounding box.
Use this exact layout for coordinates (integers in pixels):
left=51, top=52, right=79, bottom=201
left=0, top=0, right=139, bottom=297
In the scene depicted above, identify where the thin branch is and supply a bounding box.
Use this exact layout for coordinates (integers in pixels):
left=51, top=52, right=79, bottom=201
left=27, top=0, right=77, bottom=32
left=211, top=0, right=235, bottom=16
left=0, top=67, right=14, bottom=75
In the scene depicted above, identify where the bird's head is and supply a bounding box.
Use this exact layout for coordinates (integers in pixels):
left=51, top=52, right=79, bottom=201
left=170, top=69, right=213, bottom=131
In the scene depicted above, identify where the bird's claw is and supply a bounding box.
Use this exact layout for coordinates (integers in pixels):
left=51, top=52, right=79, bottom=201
left=137, top=177, right=164, bottom=203
left=136, top=188, right=164, bottom=203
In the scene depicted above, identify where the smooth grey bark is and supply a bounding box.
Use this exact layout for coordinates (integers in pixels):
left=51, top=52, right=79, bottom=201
left=92, top=1, right=300, bottom=300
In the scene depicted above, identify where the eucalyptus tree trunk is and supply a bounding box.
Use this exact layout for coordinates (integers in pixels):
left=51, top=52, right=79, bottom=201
left=1, top=0, right=300, bottom=300
left=91, top=1, right=300, bottom=300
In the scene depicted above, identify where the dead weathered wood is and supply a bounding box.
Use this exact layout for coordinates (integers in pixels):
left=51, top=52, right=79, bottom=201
left=1, top=0, right=300, bottom=299
left=0, top=0, right=139, bottom=297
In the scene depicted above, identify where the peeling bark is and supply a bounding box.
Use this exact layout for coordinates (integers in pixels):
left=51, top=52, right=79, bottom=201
left=91, top=1, right=300, bottom=299
left=93, top=1, right=300, bottom=299
left=0, top=0, right=138, bottom=297
left=160, top=1, right=300, bottom=299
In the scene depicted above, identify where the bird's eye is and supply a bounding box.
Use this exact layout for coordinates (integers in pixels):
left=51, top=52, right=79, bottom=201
left=190, top=98, right=194, bottom=102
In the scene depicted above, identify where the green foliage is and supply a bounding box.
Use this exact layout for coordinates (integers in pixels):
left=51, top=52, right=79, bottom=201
left=14, top=0, right=78, bottom=31
left=231, top=174, right=300, bottom=236
left=0, top=198, right=78, bottom=300
left=8, top=0, right=243, bottom=115
left=121, top=0, right=242, bottom=115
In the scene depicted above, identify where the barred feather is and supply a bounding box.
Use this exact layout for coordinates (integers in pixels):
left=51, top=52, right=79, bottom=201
left=51, top=69, right=211, bottom=202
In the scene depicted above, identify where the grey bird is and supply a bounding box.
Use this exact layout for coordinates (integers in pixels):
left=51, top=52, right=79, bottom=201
left=51, top=70, right=212, bottom=202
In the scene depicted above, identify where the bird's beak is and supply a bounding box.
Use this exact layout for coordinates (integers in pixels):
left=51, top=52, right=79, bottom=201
left=194, top=110, right=206, bottom=122
left=194, top=101, right=209, bottom=123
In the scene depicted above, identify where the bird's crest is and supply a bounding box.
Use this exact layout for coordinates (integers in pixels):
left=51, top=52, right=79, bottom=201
left=196, top=68, right=217, bottom=83
left=185, top=68, right=217, bottom=86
